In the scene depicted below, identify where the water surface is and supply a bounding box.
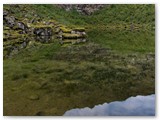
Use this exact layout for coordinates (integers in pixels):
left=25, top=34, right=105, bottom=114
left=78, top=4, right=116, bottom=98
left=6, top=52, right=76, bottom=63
left=64, top=94, right=155, bottom=116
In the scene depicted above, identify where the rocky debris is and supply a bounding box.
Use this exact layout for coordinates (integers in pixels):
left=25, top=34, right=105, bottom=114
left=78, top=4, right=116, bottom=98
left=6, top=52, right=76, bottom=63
left=3, top=6, right=87, bottom=58
left=58, top=4, right=106, bottom=15
left=3, top=10, right=28, bottom=34
left=4, top=17, right=28, bottom=33
left=33, top=27, right=53, bottom=36
left=3, top=7, right=87, bottom=40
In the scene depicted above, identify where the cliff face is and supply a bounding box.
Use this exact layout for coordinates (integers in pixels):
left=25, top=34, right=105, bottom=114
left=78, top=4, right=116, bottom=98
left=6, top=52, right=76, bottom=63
left=57, top=4, right=108, bottom=15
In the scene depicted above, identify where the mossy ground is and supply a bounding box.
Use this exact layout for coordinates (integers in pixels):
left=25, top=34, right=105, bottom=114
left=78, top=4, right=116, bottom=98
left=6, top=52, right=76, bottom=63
left=3, top=4, right=155, bottom=116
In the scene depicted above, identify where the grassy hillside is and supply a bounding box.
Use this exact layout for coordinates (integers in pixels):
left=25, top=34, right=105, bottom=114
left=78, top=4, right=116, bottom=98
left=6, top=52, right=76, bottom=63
left=6, top=4, right=154, bottom=26
left=3, top=4, right=155, bottom=116
left=4, top=4, right=155, bottom=53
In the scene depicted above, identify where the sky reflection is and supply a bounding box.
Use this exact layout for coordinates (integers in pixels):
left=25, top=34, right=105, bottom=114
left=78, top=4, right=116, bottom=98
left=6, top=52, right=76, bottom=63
left=64, top=94, right=155, bottom=116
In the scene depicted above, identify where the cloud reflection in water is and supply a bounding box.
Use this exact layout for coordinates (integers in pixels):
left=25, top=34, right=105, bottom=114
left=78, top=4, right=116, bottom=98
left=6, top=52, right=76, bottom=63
left=64, top=94, right=155, bottom=116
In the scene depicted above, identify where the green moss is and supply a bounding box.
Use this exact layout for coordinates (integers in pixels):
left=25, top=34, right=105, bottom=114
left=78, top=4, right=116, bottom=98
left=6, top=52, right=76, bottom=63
left=62, top=33, right=85, bottom=39
left=3, top=29, right=27, bottom=41
left=29, top=24, right=53, bottom=28
left=59, top=27, right=72, bottom=33
left=73, top=27, right=85, bottom=32
left=4, top=27, right=10, bottom=30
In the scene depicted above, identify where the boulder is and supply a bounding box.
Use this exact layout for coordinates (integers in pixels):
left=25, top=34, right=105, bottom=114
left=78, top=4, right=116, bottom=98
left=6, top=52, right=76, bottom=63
left=4, top=16, right=16, bottom=28
left=33, top=27, right=53, bottom=36
left=16, top=22, right=28, bottom=33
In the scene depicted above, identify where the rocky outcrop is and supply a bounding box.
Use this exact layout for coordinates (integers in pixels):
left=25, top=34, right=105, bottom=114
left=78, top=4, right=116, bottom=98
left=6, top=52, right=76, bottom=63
left=58, top=4, right=107, bottom=15
left=56, top=26, right=87, bottom=45
left=33, top=27, right=53, bottom=36
left=3, top=12, right=28, bottom=33
left=3, top=7, right=87, bottom=58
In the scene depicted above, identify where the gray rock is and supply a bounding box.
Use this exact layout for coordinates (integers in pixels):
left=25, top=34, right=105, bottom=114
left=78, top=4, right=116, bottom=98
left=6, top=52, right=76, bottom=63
left=33, top=28, right=53, bottom=36
left=20, top=42, right=27, bottom=49
left=17, top=22, right=26, bottom=30
left=3, top=10, right=8, bottom=16
left=17, top=22, right=28, bottom=33
left=33, top=28, right=44, bottom=35
left=4, top=16, right=16, bottom=28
